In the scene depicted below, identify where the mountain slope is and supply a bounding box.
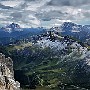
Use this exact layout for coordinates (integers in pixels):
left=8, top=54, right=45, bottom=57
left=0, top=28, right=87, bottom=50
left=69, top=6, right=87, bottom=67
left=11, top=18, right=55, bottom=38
left=1, top=31, right=90, bottom=90
left=50, top=22, right=90, bottom=42
left=0, top=23, right=46, bottom=45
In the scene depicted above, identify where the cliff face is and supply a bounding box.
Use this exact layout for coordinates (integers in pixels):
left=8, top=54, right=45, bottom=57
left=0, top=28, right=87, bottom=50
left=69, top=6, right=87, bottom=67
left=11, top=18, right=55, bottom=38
left=0, top=53, right=20, bottom=90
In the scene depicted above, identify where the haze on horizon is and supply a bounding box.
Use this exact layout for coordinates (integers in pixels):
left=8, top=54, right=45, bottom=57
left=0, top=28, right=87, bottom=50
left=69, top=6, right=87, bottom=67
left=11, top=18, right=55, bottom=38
left=0, top=0, right=90, bottom=28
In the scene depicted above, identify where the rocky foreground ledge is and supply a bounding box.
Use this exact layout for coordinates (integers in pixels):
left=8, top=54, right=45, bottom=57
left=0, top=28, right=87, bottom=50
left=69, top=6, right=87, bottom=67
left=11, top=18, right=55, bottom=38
left=0, top=53, right=20, bottom=90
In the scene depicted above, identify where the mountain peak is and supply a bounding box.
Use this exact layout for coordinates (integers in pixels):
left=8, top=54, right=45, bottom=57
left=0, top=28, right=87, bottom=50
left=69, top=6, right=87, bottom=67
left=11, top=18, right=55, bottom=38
left=61, top=22, right=77, bottom=27
left=1, top=23, right=22, bottom=33
left=6, top=23, right=21, bottom=30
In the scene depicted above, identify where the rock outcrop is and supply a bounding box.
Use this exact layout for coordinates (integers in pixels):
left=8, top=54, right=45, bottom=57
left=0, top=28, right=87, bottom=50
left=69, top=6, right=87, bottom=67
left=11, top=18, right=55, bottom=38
left=0, top=53, right=20, bottom=90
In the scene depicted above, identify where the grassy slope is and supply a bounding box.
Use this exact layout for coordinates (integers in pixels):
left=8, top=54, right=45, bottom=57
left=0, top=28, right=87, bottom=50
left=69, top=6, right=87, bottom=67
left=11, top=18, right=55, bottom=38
left=1, top=39, right=89, bottom=90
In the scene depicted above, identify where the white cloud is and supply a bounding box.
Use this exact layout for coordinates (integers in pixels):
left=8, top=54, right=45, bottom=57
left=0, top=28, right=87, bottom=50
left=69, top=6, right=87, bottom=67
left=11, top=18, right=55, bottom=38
left=28, top=15, right=40, bottom=25
left=0, top=13, right=9, bottom=19
left=0, top=0, right=24, bottom=7
left=0, top=0, right=90, bottom=28
left=47, top=0, right=90, bottom=7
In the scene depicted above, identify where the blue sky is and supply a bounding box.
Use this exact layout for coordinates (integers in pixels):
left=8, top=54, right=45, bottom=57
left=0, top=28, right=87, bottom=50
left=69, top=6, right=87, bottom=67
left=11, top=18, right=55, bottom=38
left=0, top=0, right=90, bottom=28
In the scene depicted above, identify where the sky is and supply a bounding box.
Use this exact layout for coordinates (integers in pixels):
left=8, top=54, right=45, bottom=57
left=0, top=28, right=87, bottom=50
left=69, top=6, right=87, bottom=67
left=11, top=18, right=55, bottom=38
left=0, top=0, right=90, bottom=28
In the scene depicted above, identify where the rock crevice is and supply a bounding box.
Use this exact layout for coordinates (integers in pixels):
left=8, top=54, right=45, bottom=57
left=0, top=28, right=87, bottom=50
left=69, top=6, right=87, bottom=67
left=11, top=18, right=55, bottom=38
left=0, top=53, right=20, bottom=90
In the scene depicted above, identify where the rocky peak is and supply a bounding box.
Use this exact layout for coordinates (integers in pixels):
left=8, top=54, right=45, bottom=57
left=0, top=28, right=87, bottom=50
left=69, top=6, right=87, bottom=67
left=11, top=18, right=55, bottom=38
left=6, top=23, right=20, bottom=30
left=0, top=53, right=20, bottom=90
left=1, top=23, right=22, bottom=33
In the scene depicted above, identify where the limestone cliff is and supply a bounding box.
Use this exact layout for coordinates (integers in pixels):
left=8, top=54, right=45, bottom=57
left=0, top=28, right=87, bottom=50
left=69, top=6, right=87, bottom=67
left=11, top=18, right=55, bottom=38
left=0, top=53, right=20, bottom=90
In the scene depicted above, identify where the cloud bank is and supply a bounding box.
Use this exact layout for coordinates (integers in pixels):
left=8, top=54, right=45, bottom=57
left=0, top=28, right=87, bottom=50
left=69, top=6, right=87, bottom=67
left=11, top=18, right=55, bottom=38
left=0, top=0, right=90, bottom=28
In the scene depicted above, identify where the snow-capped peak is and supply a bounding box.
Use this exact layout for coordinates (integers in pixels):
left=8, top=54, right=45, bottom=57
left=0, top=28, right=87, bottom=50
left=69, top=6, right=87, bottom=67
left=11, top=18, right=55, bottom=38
left=1, top=23, right=23, bottom=33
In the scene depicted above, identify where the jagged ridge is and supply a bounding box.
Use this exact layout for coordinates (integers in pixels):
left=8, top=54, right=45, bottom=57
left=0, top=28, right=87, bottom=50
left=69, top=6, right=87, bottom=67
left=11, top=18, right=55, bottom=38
left=0, top=53, right=20, bottom=90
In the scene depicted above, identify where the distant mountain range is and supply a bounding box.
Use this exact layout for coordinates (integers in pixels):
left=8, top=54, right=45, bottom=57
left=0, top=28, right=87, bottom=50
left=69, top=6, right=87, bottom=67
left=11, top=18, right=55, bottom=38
left=61, top=22, right=90, bottom=41
left=1, top=22, right=90, bottom=45
left=0, top=23, right=46, bottom=45
left=1, top=23, right=22, bottom=33
left=50, top=22, right=90, bottom=42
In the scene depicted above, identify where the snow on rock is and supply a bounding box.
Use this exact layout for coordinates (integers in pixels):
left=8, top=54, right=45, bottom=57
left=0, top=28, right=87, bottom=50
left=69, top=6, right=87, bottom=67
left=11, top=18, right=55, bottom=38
left=36, top=39, right=67, bottom=50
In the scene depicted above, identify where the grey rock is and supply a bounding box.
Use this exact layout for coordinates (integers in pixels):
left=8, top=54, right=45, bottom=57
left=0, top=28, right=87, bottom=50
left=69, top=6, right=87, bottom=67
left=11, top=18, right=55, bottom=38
left=0, top=53, right=20, bottom=90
